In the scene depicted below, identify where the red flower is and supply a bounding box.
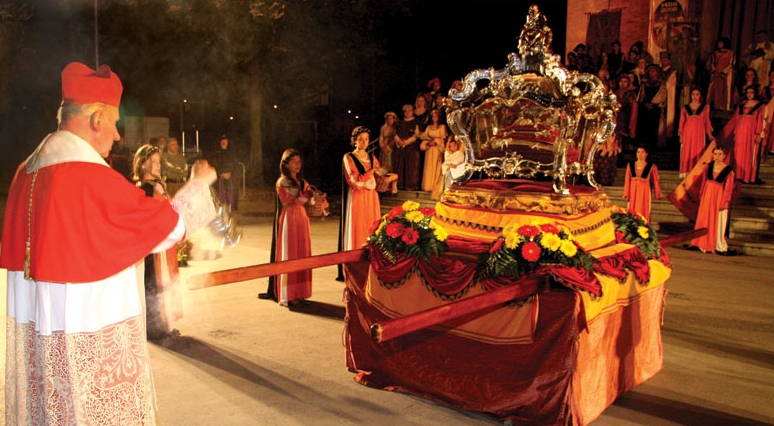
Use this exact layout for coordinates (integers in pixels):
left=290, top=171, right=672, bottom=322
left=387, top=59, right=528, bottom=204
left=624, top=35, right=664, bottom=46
left=386, top=222, right=404, bottom=238
left=489, top=238, right=504, bottom=254
left=521, top=241, right=542, bottom=262
left=518, top=225, right=541, bottom=238
left=539, top=223, right=559, bottom=234
left=419, top=207, right=435, bottom=216
left=387, top=206, right=404, bottom=220
left=401, top=227, right=419, bottom=244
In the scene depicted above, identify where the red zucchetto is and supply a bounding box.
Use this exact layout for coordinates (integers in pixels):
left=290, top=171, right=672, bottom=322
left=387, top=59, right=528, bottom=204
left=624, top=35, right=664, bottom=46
left=61, top=62, right=123, bottom=108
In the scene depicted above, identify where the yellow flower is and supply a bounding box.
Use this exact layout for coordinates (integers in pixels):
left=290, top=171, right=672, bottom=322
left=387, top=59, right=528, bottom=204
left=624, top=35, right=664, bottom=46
left=560, top=240, right=578, bottom=257
left=557, top=225, right=573, bottom=240
left=402, top=200, right=420, bottom=212
left=433, top=225, right=448, bottom=241
left=405, top=210, right=424, bottom=223
left=505, top=232, right=521, bottom=249
left=539, top=232, right=561, bottom=251
left=637, top=226, right=650, bottom=239
left=502, top=223, right=521, bottom=238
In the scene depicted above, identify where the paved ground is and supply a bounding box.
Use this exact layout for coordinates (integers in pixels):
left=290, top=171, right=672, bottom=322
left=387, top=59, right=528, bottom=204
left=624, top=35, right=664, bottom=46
left=2, top=212, right=773, bottom=425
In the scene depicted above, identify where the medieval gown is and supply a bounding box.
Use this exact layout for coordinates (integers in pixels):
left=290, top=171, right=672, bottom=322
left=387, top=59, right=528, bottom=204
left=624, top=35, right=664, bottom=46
left=731, top=100, right=765, bottom=183
left=341, top=152, right=382, bottom=252
left=679, top=103, right=713, bottom=175
left=273, top=176, right=313, bottom=305
left=420, top=124, right=447, bottom=192
left=623, top=161, right=662, bottom=224
left=691, top=163, right=735, bottom=253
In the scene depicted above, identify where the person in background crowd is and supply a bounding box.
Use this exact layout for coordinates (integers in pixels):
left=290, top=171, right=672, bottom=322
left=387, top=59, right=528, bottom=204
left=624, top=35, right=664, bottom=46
left=623, top=145, right=662, bottom=223
left=620, top=49, right=639, bottom=76
left=706, top=37, right=735, bottom=111
left=636, top=64, right=667, bottom=152
left=109, top=136, right=132, bottom=180
left=393, top=103, right=421, bottom=190
left=269, top=149, right=314, bottom=307
left=734, top=67, right=759, bottom=107
left=689, top=146, right=736, bottom=255
left=741, top=30, right=774, bottom=88
left=678, top=87, right=715, bottom=178
left=379, top=111, right=398, bottom=173
left=573, top=43, right=595, bottom=73
left=419, top=109, right=449, bottom=193
left=730, top=86, right=766, bottom=184
left=762, top=69, right=774, bottom=159
left=614, top=73, right=639, bottom=156
left=133, top=144, right=184, bottom=342
left=606, top=40, right=624, bottom=79
left=413, top=93, right=431, bottom=131
left=337, top=126, right=382, bottom=281
left=427, top=77, right=443, bottom=108
left=434, top=138, right=465, bottom=200
left=660, top=52, right=678, bottom=141
left=152, top=135, right=168, bottom=152
left=0, top=62, right=217, bottom=425
left=162, top=136, right=189, bottom=197
left=213, top=134, right=239, bottom=211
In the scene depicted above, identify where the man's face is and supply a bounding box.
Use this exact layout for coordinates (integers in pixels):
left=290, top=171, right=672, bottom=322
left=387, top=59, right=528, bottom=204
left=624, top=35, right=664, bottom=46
left=756, top=32, right=767, bottom=44
left=95, top=106, right=121, bottom=157
left=168, top=141, right=179, bottom=153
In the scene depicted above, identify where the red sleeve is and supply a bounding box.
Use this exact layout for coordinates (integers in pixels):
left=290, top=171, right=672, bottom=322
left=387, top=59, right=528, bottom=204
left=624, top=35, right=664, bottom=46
left=1, top=162, right=179, bottom=283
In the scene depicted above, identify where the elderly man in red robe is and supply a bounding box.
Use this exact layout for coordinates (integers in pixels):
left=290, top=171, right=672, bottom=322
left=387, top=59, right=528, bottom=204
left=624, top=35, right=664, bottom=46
left=0, top=62, right=217, bottom=425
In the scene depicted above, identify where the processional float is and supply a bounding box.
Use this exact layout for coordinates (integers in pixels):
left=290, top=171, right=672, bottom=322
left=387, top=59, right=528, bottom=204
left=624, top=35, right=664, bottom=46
left=188, top=5, right=703, bottom=425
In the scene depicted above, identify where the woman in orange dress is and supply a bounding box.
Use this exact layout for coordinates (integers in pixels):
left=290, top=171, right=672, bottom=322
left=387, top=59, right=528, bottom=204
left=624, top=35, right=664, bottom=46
left=690, top=146, right=736, bottom=254
left=271, top=149, right=313, bottom=307
left=678, top=87, right=715, bottom=178
left=340, top=126, right=382, bottom=251
left=623, top=146, right=662, bottom=223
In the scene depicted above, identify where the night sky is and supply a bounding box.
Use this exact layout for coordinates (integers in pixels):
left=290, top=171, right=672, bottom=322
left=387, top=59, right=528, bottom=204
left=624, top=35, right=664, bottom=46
left=376, top=1, right=567, bottom=112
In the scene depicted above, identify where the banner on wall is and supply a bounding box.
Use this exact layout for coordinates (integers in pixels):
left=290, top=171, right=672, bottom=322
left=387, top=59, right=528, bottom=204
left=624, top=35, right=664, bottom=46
left=649, top=0, right=687, bottom=59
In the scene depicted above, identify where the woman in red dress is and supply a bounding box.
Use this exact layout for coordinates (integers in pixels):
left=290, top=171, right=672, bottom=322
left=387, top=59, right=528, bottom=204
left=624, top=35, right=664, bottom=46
left=623, top=146, right=662, bottom=223
left=678, top=87, right=715, bottom=178
left=731, top=86, right=765, bottom=183
left=273, top=149, right=313, bottom=307
left=690, top=146, right=736, bottom=254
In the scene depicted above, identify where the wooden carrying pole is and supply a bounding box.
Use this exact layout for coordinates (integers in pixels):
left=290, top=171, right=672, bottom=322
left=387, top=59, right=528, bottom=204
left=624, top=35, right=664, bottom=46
left=186, top=228, right=707, bottom=342
left=186, top=248, right=368, bottom=290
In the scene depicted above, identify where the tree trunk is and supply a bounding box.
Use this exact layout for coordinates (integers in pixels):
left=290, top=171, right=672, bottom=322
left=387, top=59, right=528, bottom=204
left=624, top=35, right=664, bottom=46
left=248, top=75, right=266, bottom=188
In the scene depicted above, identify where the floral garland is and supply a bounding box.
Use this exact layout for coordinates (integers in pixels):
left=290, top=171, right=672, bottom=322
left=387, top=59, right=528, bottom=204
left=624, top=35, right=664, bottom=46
left=610, top=207, right=660, bottom=259
left=366, top=202, right=659, bottom=298
left=367, top=201, right=448, bottom=263
left=480, top=219, right=597, bottom=280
